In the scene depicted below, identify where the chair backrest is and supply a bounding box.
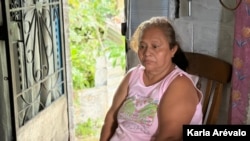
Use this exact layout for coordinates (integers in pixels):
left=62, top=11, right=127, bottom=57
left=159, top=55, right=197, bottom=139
left=184, top=52, right=232, bottom=124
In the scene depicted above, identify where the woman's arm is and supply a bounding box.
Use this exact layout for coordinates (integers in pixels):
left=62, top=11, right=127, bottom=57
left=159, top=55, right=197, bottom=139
left=99, top=72, right=131, bottom=141
left=154, top=75, right=200, bottom=141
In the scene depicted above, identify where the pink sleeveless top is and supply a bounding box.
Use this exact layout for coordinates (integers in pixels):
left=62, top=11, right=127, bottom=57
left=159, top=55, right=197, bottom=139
left=110, top=65, right=203, bottom=141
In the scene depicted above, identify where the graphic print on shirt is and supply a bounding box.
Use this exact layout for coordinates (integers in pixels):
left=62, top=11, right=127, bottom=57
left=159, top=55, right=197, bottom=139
left=118, top=94, right=159, bottom=134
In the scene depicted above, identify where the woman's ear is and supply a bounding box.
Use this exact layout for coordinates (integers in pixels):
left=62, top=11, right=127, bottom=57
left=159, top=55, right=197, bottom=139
left=171, top=45, right=178, bottom=57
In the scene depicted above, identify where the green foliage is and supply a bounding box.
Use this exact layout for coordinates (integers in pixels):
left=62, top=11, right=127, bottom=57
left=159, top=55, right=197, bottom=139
left=68, top=0, right=125, bottom=90
left=104, top=38, right=126, bottom=69
left=75, top=118, right=102, bottom=137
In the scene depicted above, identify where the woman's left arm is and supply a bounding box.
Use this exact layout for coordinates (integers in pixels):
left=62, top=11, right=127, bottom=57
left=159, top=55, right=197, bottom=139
left=154, top=75, right=200, bottom=141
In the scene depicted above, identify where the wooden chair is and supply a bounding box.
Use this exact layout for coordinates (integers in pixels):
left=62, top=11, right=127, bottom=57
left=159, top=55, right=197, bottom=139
left=184, top=52, right=232, bottom=124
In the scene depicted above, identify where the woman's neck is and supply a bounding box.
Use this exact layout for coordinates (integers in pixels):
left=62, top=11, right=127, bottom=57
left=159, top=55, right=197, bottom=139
left=143, top=64, right=175, bottom=86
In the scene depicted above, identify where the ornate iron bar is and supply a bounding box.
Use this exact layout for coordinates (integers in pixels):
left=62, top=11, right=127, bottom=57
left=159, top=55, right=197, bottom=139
left=8, top=0, right=64, bottom=127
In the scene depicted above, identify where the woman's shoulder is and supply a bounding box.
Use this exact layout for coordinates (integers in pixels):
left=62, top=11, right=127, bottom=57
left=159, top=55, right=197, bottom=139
left=126, top=64, right=144, bottom=84
left=173, top=66, right=199, bottom=85
left=127, top=64, right=144, bottom=77
left=127, top=64, right=144, bottom=72
left=161, top=66, right=198, bottom=95
left=168, top=67, right=203, bottom=103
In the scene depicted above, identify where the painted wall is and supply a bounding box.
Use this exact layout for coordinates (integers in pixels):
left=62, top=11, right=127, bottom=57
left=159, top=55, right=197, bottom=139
left=177, top=0, right=234, bottom=62
left=17, top=96, right=69, bottom=141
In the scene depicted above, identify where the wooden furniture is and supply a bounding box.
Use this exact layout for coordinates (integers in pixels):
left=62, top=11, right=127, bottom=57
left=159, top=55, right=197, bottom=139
left=184, top=52, right=232, bottom=124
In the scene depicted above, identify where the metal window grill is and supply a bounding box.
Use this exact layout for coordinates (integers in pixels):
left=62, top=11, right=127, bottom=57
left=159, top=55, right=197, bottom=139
left=2, top=0, right=65, bottom=128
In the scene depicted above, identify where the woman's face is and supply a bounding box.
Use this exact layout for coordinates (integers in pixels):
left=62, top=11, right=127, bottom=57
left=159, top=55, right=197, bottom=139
left=138, top=27, right=177, bottom=72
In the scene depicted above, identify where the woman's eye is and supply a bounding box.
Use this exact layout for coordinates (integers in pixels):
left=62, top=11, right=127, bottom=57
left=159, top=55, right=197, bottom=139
left=139, top=45, right=145, bottom=49
left=153, top=45, right=159, bottom=48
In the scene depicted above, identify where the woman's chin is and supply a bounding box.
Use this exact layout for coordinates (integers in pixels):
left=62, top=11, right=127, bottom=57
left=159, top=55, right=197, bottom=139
left=143, top=64, right=155, bottom=70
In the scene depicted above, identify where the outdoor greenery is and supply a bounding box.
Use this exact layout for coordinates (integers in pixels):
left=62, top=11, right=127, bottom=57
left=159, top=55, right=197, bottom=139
left=68, top=0, right=125, bottom=90
left=75, top=118, right=103, bottom=138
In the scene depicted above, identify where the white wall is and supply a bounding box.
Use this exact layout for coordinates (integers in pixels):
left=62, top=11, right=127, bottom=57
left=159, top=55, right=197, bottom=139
left=17, top=96, right=69, bottom=141
left=176, top=0, right=234, bottom=62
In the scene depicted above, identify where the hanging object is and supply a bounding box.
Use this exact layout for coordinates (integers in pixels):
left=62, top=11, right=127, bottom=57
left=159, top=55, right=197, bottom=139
left=188, top=0, right=192, bottom=16
left=219, top=0, right=242, bottom=11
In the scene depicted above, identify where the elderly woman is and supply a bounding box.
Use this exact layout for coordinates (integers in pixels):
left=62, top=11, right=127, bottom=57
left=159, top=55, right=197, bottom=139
left=100, top=16, right=203, bottom=141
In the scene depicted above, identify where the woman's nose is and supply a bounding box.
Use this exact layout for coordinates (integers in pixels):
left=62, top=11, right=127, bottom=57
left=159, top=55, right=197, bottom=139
left=144, top=47, right=151, bottom=56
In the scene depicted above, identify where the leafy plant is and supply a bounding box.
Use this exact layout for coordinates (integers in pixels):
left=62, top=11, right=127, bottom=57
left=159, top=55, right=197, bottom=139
left=104, top=38, right=126, bottom=69
left=68, top=0, right=125, bottom=89
left=75, top=118, right=103, bottom=138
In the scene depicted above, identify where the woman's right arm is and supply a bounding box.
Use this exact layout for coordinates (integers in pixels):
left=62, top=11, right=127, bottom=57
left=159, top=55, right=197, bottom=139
left=99, top=71, right=132, bottom=141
